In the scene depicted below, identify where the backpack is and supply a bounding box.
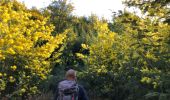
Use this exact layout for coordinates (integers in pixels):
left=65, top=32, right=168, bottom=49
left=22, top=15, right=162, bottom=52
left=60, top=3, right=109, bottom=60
left=58, top=80, right=79, bottom=100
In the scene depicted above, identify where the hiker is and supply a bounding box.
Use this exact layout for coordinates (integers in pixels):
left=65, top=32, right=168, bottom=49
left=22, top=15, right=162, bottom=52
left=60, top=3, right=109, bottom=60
left=54, top=69, right=88, bottom=100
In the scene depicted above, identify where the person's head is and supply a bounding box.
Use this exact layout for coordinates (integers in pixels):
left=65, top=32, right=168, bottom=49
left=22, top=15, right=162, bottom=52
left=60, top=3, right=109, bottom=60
left=65, top=69, right=77, bottom=81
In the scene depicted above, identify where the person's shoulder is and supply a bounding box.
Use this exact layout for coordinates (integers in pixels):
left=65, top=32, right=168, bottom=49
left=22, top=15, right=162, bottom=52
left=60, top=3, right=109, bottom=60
left=78, top=84, right=83, bottom=88
left=57, top=79, right=66, bottom=86
left=58, top=79, right=66, bottom=83
left=77, top=84, right=85, bottom=91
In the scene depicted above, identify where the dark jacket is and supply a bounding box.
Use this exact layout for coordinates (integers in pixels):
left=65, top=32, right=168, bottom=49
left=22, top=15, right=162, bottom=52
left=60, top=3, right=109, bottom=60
left=54, top=80, right=88, bottom=100
left=77, top=85, right=88, bottom=100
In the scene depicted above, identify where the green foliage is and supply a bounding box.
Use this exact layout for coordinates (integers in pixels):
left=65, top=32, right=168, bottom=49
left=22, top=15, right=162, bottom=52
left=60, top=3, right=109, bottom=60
left=79, top=8, right=170, bottom=100
left=47, top=0, right=75, bottom=34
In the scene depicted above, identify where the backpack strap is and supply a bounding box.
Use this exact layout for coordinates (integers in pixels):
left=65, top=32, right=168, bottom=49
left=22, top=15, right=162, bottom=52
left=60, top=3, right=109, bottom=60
left=75, top=84, right=79, bottom=100
left=57, top=91, right=64, bottom=100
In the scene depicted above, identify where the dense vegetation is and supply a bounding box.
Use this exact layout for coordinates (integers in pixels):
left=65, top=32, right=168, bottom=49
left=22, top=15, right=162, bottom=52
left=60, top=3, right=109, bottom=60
left=0, top=0, right=169, bottom=100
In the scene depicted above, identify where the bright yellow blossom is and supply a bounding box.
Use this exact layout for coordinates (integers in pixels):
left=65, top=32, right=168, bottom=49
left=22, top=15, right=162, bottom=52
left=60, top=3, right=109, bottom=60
left=9, top=76, right=15, bottom=83
left=0, top=0, right=65, bottom=97
left=11, top=65, right=17, bottom=71
left=0, top=73, right=2, bottom=77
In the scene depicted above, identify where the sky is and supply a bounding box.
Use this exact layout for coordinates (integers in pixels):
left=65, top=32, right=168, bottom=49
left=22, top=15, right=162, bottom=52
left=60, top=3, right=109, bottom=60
left=17, top=0, right=125, bottom=20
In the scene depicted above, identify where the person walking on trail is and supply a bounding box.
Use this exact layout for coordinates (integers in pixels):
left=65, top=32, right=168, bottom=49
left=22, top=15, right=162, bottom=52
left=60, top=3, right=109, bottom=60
left=54, top=69, right=88, bottom=100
